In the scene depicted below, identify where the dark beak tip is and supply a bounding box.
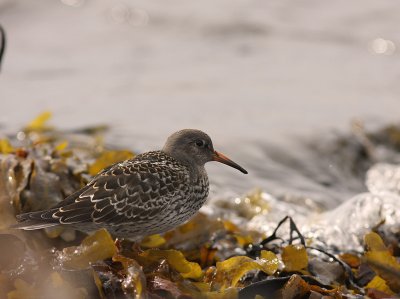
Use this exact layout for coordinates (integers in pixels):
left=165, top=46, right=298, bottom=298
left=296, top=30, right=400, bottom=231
left=213, top=151, right=248, bottom=174
left=238, top=166, right=248, bottom=174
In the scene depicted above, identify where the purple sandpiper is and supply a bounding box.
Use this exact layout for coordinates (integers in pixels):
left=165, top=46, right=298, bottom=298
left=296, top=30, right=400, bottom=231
left=13, top=129, right=247, bottom=238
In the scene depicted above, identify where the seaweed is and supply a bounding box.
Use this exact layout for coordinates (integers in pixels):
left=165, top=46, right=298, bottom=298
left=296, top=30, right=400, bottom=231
left=0, top=113, right=399, bottom=298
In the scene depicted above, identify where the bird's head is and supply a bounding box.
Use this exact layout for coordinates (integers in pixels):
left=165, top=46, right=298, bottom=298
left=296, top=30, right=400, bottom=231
left=162, top=129, right=247, bottom=174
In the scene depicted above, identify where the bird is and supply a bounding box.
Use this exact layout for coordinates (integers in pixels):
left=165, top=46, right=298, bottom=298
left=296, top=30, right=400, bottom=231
left=13, top=129, right=247, bottom=238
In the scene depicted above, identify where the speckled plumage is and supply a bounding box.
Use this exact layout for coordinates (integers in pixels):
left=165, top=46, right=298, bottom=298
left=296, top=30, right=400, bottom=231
left=14, top=129, right=247, bottom=238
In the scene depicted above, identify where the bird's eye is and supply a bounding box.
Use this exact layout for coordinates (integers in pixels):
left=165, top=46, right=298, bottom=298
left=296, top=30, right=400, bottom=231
left=195, top=140, right=205, bottom=147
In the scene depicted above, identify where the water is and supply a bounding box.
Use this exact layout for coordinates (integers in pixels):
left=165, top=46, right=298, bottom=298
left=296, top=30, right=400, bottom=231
left=1, top=9, right=400, bottom=297
left=1, top=0, right=400, bottom=210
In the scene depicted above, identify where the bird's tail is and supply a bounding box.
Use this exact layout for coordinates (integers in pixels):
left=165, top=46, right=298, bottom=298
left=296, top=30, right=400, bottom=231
left=11, top=210, right=60, bottom=230
left=11, top=221, right=60, bottom=230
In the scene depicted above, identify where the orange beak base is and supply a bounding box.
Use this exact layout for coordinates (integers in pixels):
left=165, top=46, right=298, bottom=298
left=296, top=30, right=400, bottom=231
left=212, top=151, right=248, bottom=174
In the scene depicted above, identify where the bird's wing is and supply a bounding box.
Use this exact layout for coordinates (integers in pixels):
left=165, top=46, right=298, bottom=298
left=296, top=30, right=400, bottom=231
left=16, top=157, right=190, bottom=227
left=56, top=160, right=190, bottom=225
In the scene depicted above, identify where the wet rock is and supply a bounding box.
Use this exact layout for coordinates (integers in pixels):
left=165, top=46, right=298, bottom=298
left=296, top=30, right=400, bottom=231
left=308, top=258, right=344, bottom=285
left=281, top=275, right=311, bottom=299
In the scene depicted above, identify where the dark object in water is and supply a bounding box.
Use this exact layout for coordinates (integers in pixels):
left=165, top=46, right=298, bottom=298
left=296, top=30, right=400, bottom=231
left=245, top=216, right=305, bottom=258
left=245, top=216, right=365, bottom=294
left=0, top=24, right=5, bottom=71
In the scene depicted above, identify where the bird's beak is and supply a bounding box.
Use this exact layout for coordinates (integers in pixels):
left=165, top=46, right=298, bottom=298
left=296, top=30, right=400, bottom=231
left=212, top=151, right=248, bottom=174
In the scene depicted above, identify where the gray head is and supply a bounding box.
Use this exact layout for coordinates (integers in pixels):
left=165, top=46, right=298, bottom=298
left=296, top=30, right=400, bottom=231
left=162, top=129, right=247, bottom=174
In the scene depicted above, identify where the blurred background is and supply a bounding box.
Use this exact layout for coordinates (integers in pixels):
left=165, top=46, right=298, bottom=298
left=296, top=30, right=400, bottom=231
left=1, top=0, right=399, bottom=207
